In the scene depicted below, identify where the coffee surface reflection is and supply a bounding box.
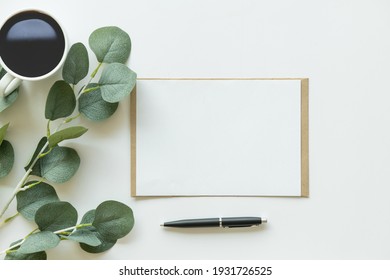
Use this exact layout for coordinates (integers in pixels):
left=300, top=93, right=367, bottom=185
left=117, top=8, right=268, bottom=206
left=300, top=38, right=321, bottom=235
left=0, top=10, right=65, bottom=78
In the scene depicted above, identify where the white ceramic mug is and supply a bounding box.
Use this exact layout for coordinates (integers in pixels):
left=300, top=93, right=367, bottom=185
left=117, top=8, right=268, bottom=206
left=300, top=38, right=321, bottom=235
left=0, top=9, right=68, bottom=97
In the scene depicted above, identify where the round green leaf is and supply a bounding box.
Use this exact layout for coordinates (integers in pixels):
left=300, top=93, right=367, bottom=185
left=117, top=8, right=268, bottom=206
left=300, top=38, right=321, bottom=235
left=0, top=140, right=14, bottom=178
left=40, top=146, right=80, bottom=184
left=16, top=181, right=59, bottom=221
left=79, top=84, right=119, bottom=121
left=93, top=200, right=134, bottom=240
left=0, top=66, right=19, bottom=113
left=35, top=201, right=78, bottom=232
left=0, top=124, right=12, bottom=178
left=3, top=239, right=47, bottom=260
left=18, top=231, right=60, bottom=254
left=99, top=63, right=137, bottom=103
left=81, top=209, right=96, bottom=224
left=78, top=209, right=117, bottom=253
left=89, top=26, right=131, bottom=64
left=48, top=126, right=88, bottom=148
left=62, top=42, right=89, bottom=85
left=79, top=210, right=97, bottom=231
left=45, top=81, right=76, bottom=121
left=5, top=250, right=47, bottom=260
left=79, top=231, right=117, bottom=254
left=24, top=137, right=48, bottom=177
left=66, top=229, right=102, bottom=246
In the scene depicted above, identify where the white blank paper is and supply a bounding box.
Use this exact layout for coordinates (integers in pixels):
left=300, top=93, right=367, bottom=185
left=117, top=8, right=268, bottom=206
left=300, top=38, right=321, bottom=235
left=133, top=79, right=306, bottom=196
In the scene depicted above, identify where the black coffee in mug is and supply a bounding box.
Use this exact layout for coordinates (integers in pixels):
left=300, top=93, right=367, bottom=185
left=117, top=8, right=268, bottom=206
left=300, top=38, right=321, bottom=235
left=0, top=10, right=65, bottom=78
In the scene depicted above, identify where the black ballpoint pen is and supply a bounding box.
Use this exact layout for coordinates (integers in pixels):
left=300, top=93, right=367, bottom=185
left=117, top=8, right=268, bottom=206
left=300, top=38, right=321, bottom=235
left=161, top=217, right=267, bottom=228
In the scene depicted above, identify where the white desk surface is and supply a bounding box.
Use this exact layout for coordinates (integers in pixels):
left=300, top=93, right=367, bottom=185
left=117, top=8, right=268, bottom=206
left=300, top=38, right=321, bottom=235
left=1, top=0, right=390, bottom=259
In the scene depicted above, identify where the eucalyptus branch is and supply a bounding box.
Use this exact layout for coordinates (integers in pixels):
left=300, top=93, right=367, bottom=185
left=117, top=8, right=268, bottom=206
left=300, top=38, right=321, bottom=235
left=0, top=26, right=136, bottom=260
left=0, top=118, right=76, bottom=222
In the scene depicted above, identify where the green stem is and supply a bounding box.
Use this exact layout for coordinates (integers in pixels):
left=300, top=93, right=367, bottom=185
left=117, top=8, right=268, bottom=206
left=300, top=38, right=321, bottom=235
left=54, top=223, right=92, bottom=235
left=91, top=62, right=102, bottom=78
left=81, top=86, right=100, bottom=94
left=3, top=212, right=19, bottom=224
left=20, top=180, right=43, bottom=191
left=76, top=63, right=103, bottom=100
left=0, top=171, right=31, bottom=220
left=0, top=228, right=39, bottom=255
left=64, top=113, right=81, bottom=124
left=0, top=223, right=93, bottom=255
left=46, top=120, right=51, bottom=138
left=0, top=118, right=70, bottom=222
left=38, top=148, right=52, bottom=158
left=0, top=241, right=23, bottom=255
left=27, top=227, right=40, bottom=237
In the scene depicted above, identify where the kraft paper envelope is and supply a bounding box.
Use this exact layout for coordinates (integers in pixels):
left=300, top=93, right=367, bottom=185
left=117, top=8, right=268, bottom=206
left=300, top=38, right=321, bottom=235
left=130, top=78, right=308, bottom=197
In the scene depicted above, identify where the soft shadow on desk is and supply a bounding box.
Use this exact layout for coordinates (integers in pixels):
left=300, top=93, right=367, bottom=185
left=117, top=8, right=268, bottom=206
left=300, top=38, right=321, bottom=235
left=161, top=226, right=266, bottom=235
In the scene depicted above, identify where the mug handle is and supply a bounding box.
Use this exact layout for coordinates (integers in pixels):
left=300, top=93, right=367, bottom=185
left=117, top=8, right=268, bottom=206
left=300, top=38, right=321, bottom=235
left=0, top=73, right=22, bottom=97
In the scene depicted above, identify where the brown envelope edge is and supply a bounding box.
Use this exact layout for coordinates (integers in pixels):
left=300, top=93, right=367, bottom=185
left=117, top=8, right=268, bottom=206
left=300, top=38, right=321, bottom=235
left=300, top=78, right=309, bottom=197
left=130, top=78, right=309, bottom=197
left=130, top=85, right=137, bottom=197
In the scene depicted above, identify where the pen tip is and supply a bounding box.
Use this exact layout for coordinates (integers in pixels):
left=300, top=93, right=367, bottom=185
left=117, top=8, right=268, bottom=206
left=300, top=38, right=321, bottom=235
left=262, top=218, right=268, bottom=224
left=160, top=224, right=164, bottom=227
